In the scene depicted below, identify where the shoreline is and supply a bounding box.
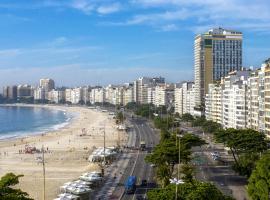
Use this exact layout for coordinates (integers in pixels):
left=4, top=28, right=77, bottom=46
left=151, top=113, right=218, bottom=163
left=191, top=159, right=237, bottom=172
left=0, top=104, right=79, bottom=141
left=0, top=105, right=126, bottom=200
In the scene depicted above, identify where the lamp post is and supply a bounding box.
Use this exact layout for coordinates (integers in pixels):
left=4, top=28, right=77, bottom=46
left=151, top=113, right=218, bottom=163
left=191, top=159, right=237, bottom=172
left=42, top=145, right=45, bottom=200
left=175, top=134, right=182, bottom=200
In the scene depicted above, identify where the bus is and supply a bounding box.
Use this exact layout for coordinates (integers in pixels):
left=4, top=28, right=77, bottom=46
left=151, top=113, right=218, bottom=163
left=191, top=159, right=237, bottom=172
left=125, top=176, right=137, bottom=194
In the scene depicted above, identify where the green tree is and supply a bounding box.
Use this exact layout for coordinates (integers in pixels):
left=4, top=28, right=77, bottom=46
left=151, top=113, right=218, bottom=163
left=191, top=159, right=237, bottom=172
left=181, top=113, right=194, bottom=122
left=0, top=173, right=33, bottom=200
left=180, top=163, right=194, bottom=183
left=202, top=120, right=222, bottom=134
left=214, top=128, right=268, bottom=176
left=115, top=112, right=125, bottom=124
left=191, top=117, right=206, bottom=127
left=248, top=152, right=270, bottom=200
left=145, top=133, right=206, bottom=187
left=147, top=181, right=234, bottom=200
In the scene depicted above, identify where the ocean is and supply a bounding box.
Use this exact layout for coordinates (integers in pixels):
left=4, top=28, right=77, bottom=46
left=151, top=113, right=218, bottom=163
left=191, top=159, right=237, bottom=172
left=0, top=106, right=72, bottom=140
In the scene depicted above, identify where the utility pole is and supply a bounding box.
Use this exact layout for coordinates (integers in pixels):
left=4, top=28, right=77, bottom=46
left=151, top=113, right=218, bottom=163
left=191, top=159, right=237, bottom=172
left=42, top=145, right=45, bottom=200
left=103, top=123, right=106, bottom=165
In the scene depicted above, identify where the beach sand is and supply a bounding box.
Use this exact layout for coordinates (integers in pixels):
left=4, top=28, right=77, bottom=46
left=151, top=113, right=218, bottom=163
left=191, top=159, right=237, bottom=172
left=0, top=105, right=126, bottom=200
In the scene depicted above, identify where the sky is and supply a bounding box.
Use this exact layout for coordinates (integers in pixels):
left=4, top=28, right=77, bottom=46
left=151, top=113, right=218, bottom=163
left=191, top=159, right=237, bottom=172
left=0, top=0, right=270, bottom=87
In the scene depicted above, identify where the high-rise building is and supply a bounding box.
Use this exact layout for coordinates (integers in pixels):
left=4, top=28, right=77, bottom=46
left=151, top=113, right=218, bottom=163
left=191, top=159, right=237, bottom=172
left=222, top=71, right=249, bottom=129
left=263, top=60, right=270, bottom=136
left=174, top=82, right=195, bottom=116
left=39, top=78, right=55, bottom=91
left=174, top=87, right=183, bottom=115
left=17, top=85, right=33, bottom=97
left=133, top=77, right=165, bottom=104
left=34, top=87, right=45, bottom=100
left=123, top=86, right=134, bottom=106
left=205, top=83, right=223, bottom=124
left=3, top=86, right=17, bottom=100
left=194, top=27, right=242, bottom=106
left=39, top=78, right=55, bottom=99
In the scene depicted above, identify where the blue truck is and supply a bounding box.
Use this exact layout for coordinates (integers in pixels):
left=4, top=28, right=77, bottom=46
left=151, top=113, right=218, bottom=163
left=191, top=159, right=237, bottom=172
left=125, top=176, right=137, bottom=194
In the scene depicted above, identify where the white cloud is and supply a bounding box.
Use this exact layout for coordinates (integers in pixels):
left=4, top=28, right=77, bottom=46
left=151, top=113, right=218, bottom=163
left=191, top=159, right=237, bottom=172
left=70, top=0, right=94, bottom=14
left=160, top=24, right=179, bottom=32
left=97, top=3, right=121, bottom=14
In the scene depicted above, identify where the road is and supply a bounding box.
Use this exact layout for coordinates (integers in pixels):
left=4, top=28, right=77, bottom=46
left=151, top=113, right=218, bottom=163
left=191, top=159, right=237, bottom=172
left=114, top=117, right=159, bottom=200
left=181, top=125, right=249, bottom=200
left=94, top=113, right=159, bottom=200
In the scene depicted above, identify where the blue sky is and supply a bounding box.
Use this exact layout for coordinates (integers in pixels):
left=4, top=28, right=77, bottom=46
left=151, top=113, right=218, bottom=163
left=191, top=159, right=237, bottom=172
left=0, top=0, right=270, bottom=87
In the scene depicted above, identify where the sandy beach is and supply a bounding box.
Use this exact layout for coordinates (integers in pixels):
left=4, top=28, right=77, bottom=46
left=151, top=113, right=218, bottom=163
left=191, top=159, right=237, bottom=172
left=0, top=105, right=126, bottom=200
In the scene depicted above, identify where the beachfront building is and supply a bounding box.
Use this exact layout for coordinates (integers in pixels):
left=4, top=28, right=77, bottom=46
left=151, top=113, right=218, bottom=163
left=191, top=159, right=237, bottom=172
left=174, top=82, right=195, bottom=116
left=183, top=82, right=195, bottom=115
left=133, top=77, right=165, bottom=104
left=39, top=78, right=55, bottom=99
left=174, top=87, right=183, bottom=115
left=147, top=87, right=155, bottom=105
left=34, top=87, right=46, bottom=101
left=105, top=85, right=124, bottom=105
left=71, top=87, right=83, bottom=104
left=48, top=89, right=65, bottom=103
left=123, top=85, right=134, bottom=106
left=3, top=85, right=17, bottom=100
left=154, top=84, right=174, bottom=107
left=205, top=83, right=223, bottom=124
left=222, top=71, right=249, bottom=129
left=90, top=87, right=105, bottom=104
left=65, top=89, right=72, bottom=103
left=39, top=78, right=55, bottom=91
left=17, top=84, right=33, bottom=98
left=247, top=67, right=265, bottom=132
left=82, top=86, right=91, bottom=104
left=194, top=27, right=243, bottom=106
left=263, top=60, right=270, bottom=136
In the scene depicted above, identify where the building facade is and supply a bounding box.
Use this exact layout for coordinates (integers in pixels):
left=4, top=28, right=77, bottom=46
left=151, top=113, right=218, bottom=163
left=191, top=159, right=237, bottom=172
left=194, top=27, right=242, bottom=106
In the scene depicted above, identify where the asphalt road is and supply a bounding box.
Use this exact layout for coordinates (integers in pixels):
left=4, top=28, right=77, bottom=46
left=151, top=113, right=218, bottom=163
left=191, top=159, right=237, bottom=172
left=117, top=117, right=159, bottom=200
left=181, top=124, right=249, bottom=200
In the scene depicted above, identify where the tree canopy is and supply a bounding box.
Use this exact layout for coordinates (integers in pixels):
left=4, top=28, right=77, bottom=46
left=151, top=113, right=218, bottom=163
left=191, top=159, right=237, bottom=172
left=147, top=181, right=234, bottom=200
left=0, top=173, right=33, bottom=200
left=248, top=152, right=270, bottom=200
left=145, top=132, right=206, bottom=187
left=214, top=128, right=268, bottom=177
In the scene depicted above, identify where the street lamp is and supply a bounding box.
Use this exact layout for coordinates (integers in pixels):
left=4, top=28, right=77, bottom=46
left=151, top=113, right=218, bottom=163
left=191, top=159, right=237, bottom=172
left=175, top=134, right=183, bottom=200
left=170, top=177, right=184, bottom=200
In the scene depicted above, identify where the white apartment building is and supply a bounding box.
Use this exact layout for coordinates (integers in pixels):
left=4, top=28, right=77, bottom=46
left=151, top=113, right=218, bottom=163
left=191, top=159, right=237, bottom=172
left=247, top=67, right=266, bottom=132
left=82, top=87, right=91, bottom=104
left=71, top=87, right=83, bottom=104
left=34, top=87, right=45, bottom=100
left=65, top=89, right=72, bottom=103
left=205, top=84, right=222, bottom=124
left=147, top=87, right=155, bottom=104
left=222, top=71, right=249, bottom=129
left=123, top=86, right=133, bottom=106
left=48, top=90, right=65, bottom=103
left=154, top=84, right=174, bottom=107
left=105, top=85, right=124, bottom=105
left=174, top=82, right=195, bottom=116
left=263, top=62, right=270, bottom=136
left=90, top=87, right=105, bottom=104
left=39, top=78, right=55, bottom=99
left=174, top=87, right=183, bottom=115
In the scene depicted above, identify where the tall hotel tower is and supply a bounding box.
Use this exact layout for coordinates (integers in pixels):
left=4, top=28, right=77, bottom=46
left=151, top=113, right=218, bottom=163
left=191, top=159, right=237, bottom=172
left=194, top=27, right=242, bottom=106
